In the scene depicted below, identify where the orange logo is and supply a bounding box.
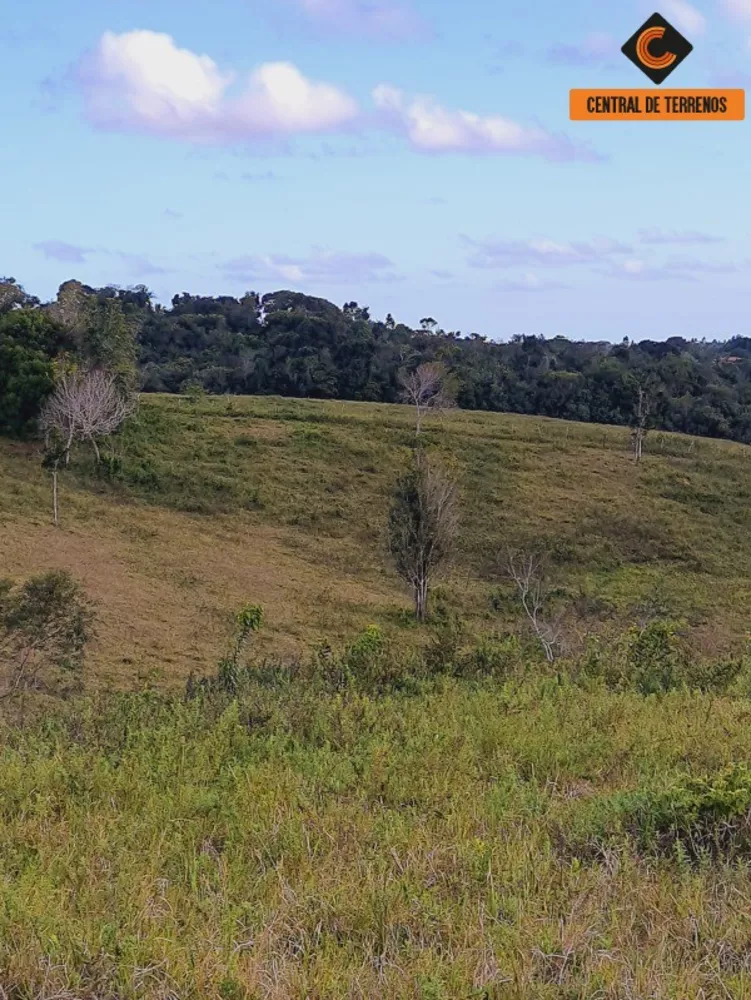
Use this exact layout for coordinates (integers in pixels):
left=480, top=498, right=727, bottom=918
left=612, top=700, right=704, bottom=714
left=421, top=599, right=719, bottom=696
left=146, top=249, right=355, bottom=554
left=622, top=13, right=693, bottom=85
left=636, top=26, right=677, bottom=71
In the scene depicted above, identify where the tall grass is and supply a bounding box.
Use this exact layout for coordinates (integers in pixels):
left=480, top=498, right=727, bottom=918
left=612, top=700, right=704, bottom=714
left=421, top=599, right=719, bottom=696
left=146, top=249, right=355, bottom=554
left=3, top=671, right=751, bottom=998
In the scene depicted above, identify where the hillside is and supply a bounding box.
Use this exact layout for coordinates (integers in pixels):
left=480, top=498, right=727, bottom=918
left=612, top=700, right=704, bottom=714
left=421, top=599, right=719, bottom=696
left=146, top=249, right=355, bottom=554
left=2, top=393, right=751, bottom=687
left=7, top=396, right=751, bottom=998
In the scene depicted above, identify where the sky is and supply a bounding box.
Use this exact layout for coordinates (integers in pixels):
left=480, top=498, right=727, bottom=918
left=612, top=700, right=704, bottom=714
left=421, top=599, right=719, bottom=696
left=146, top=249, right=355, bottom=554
left=1, top=0, right=750, bottom=341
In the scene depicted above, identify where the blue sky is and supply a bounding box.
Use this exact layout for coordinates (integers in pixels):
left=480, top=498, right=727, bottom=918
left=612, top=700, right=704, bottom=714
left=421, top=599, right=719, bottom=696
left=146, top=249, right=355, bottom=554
left=2, top=0, right=750, bottom=340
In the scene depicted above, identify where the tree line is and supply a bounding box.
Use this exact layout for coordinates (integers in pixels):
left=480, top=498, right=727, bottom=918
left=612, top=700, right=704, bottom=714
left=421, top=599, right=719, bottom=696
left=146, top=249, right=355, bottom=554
left=5, top=276, right=751, bottom=444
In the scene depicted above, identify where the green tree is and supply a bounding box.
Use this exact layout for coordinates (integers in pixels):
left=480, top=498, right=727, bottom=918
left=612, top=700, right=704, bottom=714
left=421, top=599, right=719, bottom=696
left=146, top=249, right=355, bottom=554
left=0, top=310, right=67, bottom=436
left=388, top=452, right=459, bottom=622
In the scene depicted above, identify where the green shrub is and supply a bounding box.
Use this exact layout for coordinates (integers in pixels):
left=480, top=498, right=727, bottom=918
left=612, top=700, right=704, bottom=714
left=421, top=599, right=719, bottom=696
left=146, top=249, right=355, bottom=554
left=0, top=570, right=95, bottom=699
left=565, top=765, right=751, bottom=860
left=579, top=618, right=741, bottom=696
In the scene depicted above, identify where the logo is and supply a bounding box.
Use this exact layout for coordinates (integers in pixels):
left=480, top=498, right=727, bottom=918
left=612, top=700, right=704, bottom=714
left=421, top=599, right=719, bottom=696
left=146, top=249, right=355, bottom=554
left=622, top=12, right=693, bottom=84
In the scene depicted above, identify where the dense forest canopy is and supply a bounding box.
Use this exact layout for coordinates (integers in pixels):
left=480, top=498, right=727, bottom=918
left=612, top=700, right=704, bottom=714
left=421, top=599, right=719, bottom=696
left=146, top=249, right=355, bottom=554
left=4, top=275, right=751, bottom=443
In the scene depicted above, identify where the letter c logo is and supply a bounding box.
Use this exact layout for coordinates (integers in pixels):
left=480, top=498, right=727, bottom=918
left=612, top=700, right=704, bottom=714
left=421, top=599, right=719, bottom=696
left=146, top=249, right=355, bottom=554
left=636, top=26, right=677, bottom=70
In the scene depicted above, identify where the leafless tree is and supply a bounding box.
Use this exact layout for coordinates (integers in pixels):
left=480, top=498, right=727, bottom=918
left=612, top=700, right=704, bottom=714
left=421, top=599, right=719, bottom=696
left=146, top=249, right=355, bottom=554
left=39, top=368, right=137, bottom=526
left=40, top=368, right=137, bottom=464
left=388, top=452, right=459, bottom=622
left=504, top=549, right=563, bottom=663
left=630, top=383, right=653, bottom=464
left=399, top=362, right=456, bottom=435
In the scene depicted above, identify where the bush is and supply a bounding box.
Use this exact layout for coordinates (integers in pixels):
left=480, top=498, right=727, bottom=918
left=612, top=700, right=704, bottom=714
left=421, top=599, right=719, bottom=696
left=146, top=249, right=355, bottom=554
left=565, top=765, right=751, bottom=860
left=579, top=618, right=742, bottom=696
left=0, top=570, right=95, bottom=700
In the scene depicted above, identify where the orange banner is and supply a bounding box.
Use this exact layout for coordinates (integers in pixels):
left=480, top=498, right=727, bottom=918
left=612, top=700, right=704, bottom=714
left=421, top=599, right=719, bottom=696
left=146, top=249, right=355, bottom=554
left=570, top=88, right=745, bottom=121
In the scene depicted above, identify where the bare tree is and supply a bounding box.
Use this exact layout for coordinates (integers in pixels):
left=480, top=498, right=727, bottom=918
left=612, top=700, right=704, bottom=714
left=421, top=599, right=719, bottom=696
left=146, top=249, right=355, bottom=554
left=630, top=386, right=651, bottom=463
left=388, top=452, right=459, bottom=622
left=504, top=550, right=563, bottom=663
left=41, top=431, right=67, bottom=528
left=39, top=368, right=137, bottom=526
left=399, top=362, right=456, bottom=435
left=40, top=368, right=137, bottom=464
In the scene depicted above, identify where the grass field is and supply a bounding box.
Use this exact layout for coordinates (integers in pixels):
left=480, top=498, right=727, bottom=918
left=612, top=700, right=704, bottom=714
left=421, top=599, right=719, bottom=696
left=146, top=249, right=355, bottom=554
left=4, top=395, right=751, bottom=998
left=2, top=392, right=751, bottom=686
left=4, top=677, right=751, bottom=999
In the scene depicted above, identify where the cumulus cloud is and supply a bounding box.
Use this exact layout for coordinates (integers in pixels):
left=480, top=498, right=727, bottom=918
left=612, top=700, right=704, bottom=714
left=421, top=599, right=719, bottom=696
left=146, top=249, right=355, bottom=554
left=639, top=227, right=723, bottom=245
left=33, top=240, right=94, bottom=264
left=76, top=30, right=358, bottom=142
left=221, top=249, right=401, bottom=284
left=463, top=235, right=631, bottom=269
left=661, top=0, right=707, bottom=35
left=547, top=33, right=618, bottom=66
left=293, top=0, right=428, bottom=39
left=372, top=85, right=601, bottom=161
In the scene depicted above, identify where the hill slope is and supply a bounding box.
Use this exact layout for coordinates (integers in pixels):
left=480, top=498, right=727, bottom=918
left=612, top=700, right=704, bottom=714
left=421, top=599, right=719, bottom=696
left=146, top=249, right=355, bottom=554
left=2, top=394, right=751, bottom=687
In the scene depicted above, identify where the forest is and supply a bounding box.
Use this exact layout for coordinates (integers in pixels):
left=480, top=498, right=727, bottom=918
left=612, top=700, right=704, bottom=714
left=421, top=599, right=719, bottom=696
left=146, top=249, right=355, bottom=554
left=4, top=274, right=751, bottom=444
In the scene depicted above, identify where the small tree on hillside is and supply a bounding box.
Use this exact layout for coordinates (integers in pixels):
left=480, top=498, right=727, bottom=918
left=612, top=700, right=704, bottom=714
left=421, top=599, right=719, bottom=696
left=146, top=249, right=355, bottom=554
left=399, top=362, right=456, bottom=435
left=40, top=367, right=137, bottom=464
left=0, top=570, right=95, bottom=701
left=39, top=367, right=137, bottom=526
left=503, top=549, right=563, bottom=664
left=628, top=376, right=656, bottom=464
left=41, top=429, right=68, bottom=528
left=630, top=387, right=650, bottom=463
left=388, top=452, right=459, bottom=622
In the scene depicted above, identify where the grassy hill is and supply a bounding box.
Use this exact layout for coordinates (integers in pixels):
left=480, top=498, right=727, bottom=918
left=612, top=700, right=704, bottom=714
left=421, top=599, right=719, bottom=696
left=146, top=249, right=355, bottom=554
left=2, top=392, right=751, bottom=687
left=5, top=396, right=751, bottom=998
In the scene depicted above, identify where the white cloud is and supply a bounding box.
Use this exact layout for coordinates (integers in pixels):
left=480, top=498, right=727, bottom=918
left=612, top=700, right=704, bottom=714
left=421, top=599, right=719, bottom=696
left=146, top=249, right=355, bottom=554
left=221, top=249, right=401, bottom=284
left=661, top=0, right=707, bottom=35
left=464, top=236, right=631, bottom=268
left=77, top=30, right=358, bottom=142
left=372, top=85, right=600, bottom=161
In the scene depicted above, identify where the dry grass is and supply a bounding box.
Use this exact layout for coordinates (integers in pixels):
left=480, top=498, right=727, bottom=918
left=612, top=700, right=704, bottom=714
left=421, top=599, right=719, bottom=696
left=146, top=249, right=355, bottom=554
left=2, top=393, right=751, bottom=687
left=0, top=489, right=394, bottom=689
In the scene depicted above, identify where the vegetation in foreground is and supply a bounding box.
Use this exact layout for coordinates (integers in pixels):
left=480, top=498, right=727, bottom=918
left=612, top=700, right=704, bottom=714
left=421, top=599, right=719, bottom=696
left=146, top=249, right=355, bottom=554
left=5, top=649, right=751, bottom=999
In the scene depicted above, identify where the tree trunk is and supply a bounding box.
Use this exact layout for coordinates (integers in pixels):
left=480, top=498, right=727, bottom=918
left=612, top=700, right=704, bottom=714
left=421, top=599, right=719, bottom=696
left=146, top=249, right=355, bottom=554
left=91, top=437, right=101, bottom=463
left=414, top=576, right=428, bottom=622
left=52, top=466, right=59, bottom=528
